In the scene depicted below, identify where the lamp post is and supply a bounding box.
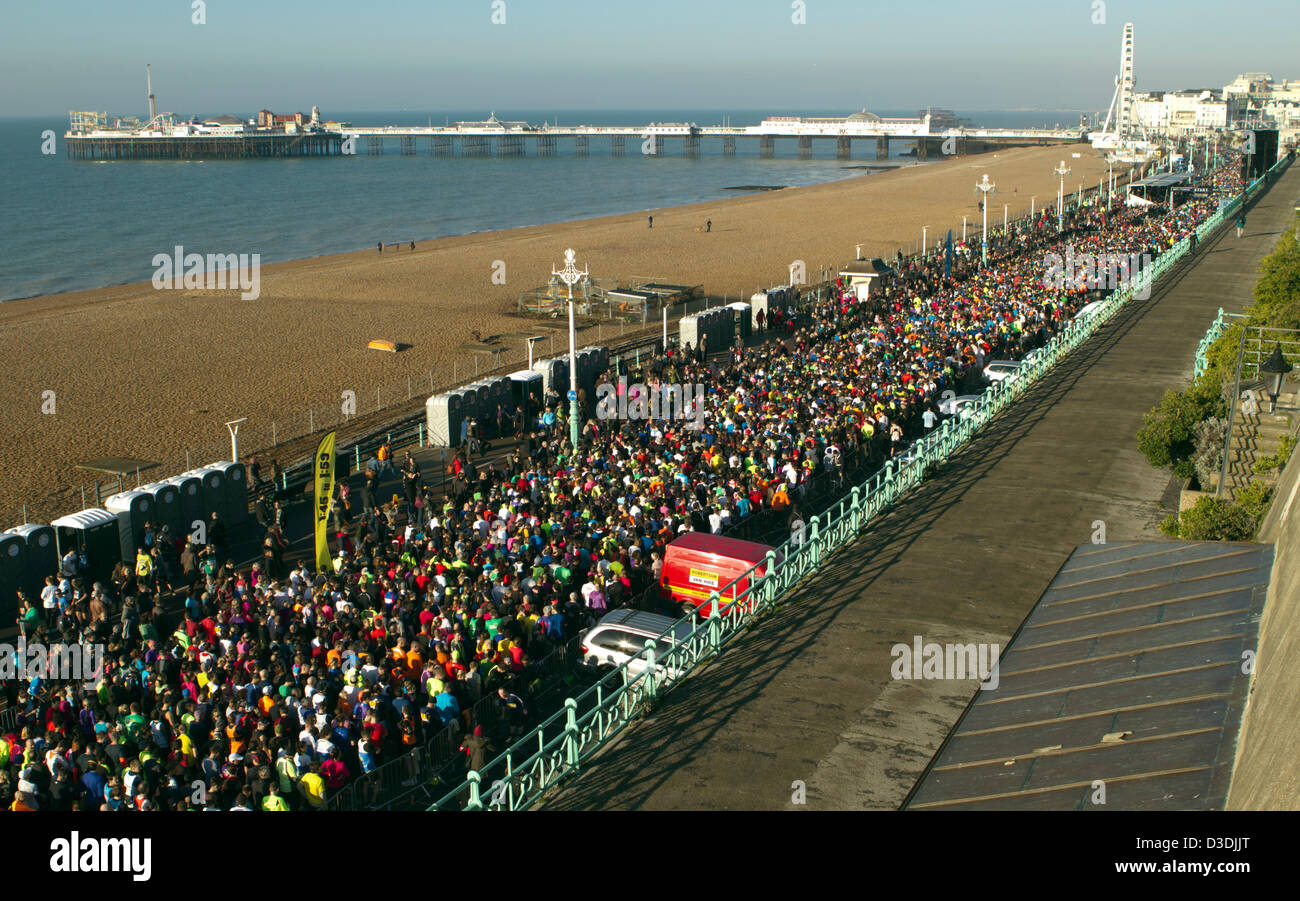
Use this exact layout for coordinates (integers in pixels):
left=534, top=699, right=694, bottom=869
left=1261, top=343, right=1294, bottom=413
left=552, top=248, right=587, bottom=450
left=975, top=174, right=996, bottom=266
left=225, top=418, right=248, bottom=463
left=922, top=226, right=928, bottom=255
left=962, top=216, right=967, bottom=242
left=1053, top=160, right=1071, bottom=232
left=1031, top=195, right=1036, bottom=218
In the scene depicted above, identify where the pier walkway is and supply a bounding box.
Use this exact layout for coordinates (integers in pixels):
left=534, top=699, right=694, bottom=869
left=540, top=164, right=1300, bottom=810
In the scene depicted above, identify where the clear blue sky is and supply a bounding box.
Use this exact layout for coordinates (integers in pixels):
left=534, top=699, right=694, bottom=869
left=0, top=0, right=1291, bottom=117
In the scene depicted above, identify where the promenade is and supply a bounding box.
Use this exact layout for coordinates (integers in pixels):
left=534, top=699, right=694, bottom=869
left=544, top=164, right=1300, bottom=810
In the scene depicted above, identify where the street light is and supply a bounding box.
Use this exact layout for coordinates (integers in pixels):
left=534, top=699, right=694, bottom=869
left=922, top=226, right=928, bottom=255
left=975, top=174, right=996, bottom=265
left=1260, top=343, right=1294, bottom=413
left=552, top=248, right=587, bottom=450
left=1053, top=160, right=1071, bottom=232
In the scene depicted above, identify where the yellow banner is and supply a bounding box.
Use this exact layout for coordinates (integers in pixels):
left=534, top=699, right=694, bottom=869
left=313, top=431, right=337, bottom=571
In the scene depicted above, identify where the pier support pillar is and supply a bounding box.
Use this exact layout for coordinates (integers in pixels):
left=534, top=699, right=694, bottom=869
left=611, top=135, right=625, bottom=157
left=759, top=135, right=775, bottom=159
left=463, top=136, right=490, bottom=157
left=876, top=136, right=888, bottom=160
left=537, top=135, right=556, bottom=157
left=367, top=137, right=383, bottom=155
left=401, top=136, right=415, bottom=156
left=683, top=134, right=699, bottom=158
left=722, top=136, right=736, bottom=157
left=498, top=135, right=524, bottom=156
left=836, top=136, right=851, bottom=160
left=433, top=136, right=451, bottom=157
left=916, top=138, right=928, bottom=161
left=575, top=135, right=589, bottom=157
left=798, top=136, right=813, bottom=159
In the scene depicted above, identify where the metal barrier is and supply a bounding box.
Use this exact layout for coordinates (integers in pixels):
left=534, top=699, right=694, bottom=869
left=428, top=153, right=1292, bottom=812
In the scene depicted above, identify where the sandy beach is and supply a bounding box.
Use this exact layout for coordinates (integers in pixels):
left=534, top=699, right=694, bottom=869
left=0, top=142, right=1114, bottom=524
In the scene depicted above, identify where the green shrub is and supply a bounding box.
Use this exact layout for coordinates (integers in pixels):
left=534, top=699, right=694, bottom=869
left=1137, top=373, right=1227, bottom=478
left=1161, top=481, right=1274, bottom=541
left=1161, top=495, right=1257, bottom=541
left=1253, top=434, right=1296, bottom=473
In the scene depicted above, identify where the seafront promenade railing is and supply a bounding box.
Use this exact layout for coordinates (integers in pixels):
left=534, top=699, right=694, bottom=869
left=428, top=153, right=1292, bottom=812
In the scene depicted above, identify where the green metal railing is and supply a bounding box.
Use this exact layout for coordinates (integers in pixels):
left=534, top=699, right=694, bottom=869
left=428, top=154, right=1292, bottom=813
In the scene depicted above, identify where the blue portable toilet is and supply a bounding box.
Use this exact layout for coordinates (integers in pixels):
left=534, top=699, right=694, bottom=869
left=52, top=508, right=123, bottom=583
left=103, top=489, right=156, bottom=564
left=140, top=481, right=183, bottom=535
left=186, top=466, right=227, bottom=527
left=6, top=524, right=57, bottom=598
left=0, top=531, right=26, bottom=623
left=166, top=473, right=204, bottom=540
left=212, top=461, right=250, bottom=526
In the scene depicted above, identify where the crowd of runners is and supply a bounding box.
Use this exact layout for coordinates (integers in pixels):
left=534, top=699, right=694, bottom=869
left=0, top=153, right=1246, bottom=811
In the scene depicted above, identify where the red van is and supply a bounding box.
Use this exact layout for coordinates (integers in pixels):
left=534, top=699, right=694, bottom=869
left=660, top=532, right=781, bottom=618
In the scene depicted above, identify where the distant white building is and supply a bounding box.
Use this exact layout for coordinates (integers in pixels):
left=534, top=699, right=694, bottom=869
left=1132, top=90, right=1230, bottom=134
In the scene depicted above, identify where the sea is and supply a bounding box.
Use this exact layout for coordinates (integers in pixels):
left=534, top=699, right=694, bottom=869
left=0, top=109, right=1086, bottom=302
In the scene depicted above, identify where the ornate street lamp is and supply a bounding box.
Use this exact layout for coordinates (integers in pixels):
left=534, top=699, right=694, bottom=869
left=1260, top=343, right=1293, bottom=413
left=975, top=174, right=996, bottom=265
left=1053, top=160, right=1071, bottom=232
left=552, top=248, right=587, bottom=450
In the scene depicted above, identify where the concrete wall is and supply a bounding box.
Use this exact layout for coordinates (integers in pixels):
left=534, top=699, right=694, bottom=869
left=1226, top=446, right=1300, bottom=808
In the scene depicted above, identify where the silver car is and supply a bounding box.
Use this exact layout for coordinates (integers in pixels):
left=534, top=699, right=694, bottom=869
left=580, top=609, right=698, bottom=681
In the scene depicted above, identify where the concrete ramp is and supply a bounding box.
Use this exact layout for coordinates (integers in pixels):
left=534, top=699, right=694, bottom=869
left=904, top=541, right=1271, bottom=810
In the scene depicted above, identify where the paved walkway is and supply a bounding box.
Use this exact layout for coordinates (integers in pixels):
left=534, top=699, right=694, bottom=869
left=544, top=164, right=1300, bottom=810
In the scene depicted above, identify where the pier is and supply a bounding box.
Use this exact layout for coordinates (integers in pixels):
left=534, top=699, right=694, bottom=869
left=65, top=131, right=343, bottom=160
left=334, top=113, right=1082, bottom=160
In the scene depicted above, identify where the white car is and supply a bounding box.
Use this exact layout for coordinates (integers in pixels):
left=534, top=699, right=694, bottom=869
left=580, top=609, right=696, bottom=681
left=983, top=360, right=1024, bottom=384
left=1073, top=300, right=1106, bottom=322
left=938, top=394, right=982, bottom=419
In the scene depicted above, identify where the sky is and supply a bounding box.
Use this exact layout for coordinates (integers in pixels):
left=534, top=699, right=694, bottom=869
left=0, top=0, right=1293, bottom=118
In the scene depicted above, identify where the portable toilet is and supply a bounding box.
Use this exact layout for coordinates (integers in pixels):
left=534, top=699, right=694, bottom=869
left=728, top=302, right=752, bottom=340
left=594, top=345, right=610, bottom=377
left=426, top=391, right=466, bottom=447
left=509, top=370, right=543, bottom=423
left=533, top=358, right=568, bottom=396
left=679, top=313, right=702, bottom=352
left=52, top=508, right=123, bottom=582
left=485, top=376, right=512, bottom=425
left=167, top=473, right=204, bottom=538
left=212, top=461, right=251, bottom=526
left=0, top=531, right=26, bottom=621
left=103, top=489, right=156, bottom=563
left=180, top=467, right=224, bottom=531
left=140, top=481, right=183, bottom=535
left=6, top=524, right=57, bottom=599
left=750, top=291, right=770, bottom=329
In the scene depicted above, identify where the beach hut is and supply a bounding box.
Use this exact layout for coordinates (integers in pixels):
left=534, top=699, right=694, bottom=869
left=6, top=524, right=58, bottom=599
left=0, top=531, right=27, bottom=623
left=103, top=489, right=156, bottom=563
left=140, top=481, right=183, bottom=535
left=52, top=508, right=123, bottom=582
left=211, top=461, right=251, bottom=526
left=426, top=391, right=466, bottom=448
left=166, top=473, right=204, bottom=539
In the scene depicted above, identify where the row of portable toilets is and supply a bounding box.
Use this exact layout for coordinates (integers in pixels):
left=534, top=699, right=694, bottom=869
left=426, top=346, right=609, bottom=447
left=0, top=462, right=250, bottom=623
left=680, top=307, right=736, bottom=353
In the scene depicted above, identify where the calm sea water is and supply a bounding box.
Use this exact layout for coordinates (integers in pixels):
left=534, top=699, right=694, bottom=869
left=0, top=109, right=1083, bottom=301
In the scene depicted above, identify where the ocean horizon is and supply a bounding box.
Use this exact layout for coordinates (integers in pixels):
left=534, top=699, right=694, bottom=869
left=0, top=108, right=1087, bottom=302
